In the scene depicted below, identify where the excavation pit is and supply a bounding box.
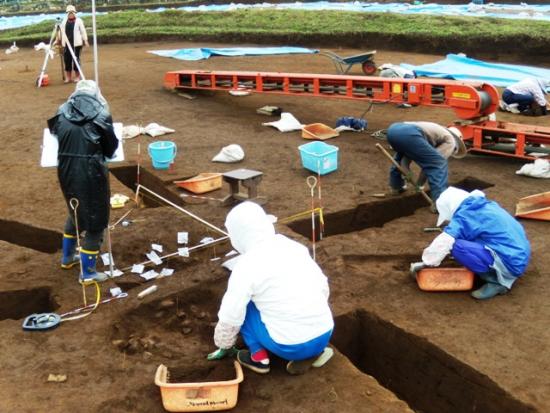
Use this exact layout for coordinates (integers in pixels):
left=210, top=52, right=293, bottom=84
left=288, top=177, right=493, bottom=239
left=0, top=220, right=61, bottom=253
left=110, top=165, right=184, bottom=208
left=0, top=287, right=58, bottom=321
left=332, top=310, right=536, bottom=413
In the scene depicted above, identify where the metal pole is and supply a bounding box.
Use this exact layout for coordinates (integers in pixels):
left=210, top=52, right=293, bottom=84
left=37, top=23, right=59, bottom=88
left=91, top=0, right=99, bottom=86
left=375, top=143, right=434, bottom=207
left=135, top=184, right=228, bottom=236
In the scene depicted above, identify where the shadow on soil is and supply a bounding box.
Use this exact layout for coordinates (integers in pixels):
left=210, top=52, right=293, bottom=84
left=332, top=310, right=536, bottom=413
left=0, top=219, right=61, bottom=253
left=110, top=165, right=183, bottom=208
left=0, top=287, right=59, bottom=321
left=288, top=177, right=493, bottom=239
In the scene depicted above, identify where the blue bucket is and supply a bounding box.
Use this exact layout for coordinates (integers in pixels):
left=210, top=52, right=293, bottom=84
left=148, top=141, right=177, bottom=170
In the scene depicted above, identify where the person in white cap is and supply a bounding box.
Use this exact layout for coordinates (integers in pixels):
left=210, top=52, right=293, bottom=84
left=501, top=77, right=550, bottom=116
left=212, top=202, right=334, bottom=375
left=59, top=5, right=89, bottom=83
left=386, top=122, right=467, bottom=204
left=421, top=187, right=531, bottom=300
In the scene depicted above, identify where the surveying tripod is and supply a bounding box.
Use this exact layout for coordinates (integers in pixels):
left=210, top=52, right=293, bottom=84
left=37, top=18, right=85, bottom=88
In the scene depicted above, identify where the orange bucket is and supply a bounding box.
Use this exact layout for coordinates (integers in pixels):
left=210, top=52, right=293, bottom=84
left=416, top=267, right=474, bottom=291
left=37, top=74, right=49, bottom=87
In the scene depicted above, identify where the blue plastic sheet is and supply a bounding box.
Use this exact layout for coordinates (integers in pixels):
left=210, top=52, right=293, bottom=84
left=401, top=54, right=550, bottom=87
left=4, top=3, right=550, bottom=31
left=0, top=12, right=105, bottom=31
left=148, top=47, right=318, bottom=61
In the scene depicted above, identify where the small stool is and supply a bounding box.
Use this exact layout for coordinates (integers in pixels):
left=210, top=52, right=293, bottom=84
left=221, top=168, right=267, bottom=206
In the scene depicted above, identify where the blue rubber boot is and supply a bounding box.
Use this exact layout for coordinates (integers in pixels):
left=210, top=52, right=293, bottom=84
left=471, top=282, right=508, bottom=300
left=61, top=234, right=80, bottom=269
left=79, top=249, right=109, bottom=284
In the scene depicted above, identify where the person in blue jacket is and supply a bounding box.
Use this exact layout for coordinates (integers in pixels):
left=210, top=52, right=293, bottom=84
left=422, top=187, right=531, bottom=300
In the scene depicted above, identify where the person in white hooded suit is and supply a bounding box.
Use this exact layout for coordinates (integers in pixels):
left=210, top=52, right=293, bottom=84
left=214, top=202, right=334, bottom=375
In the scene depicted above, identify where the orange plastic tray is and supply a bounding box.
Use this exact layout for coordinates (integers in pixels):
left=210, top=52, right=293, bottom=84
left=302, top=123, right=339, bottom=140
left=416, top=267, right=474, bottom=291
left=155, top=361, right=243, bottom=412
left=174, top=173, right=222, bottom=194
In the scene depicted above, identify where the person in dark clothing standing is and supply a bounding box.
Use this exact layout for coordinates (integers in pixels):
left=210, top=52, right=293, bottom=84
left=48, top=80, right=118, bottom=284
left=386, top=122, right=467, bottom=204
left=59, top=5, right=89, bottom=83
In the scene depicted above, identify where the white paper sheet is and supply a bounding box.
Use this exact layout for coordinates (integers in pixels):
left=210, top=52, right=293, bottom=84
left=40, top=122, right=124, bottom=167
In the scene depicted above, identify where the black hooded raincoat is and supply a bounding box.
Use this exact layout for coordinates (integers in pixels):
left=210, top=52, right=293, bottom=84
left=48, top=92, right=118, bottom=233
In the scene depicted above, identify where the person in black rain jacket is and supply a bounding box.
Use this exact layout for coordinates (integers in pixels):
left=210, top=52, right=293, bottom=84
left=48, top=80, right=118, bottom=284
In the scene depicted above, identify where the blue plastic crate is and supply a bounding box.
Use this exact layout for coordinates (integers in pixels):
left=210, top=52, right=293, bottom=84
left=298, top=141, right=339, bottom=175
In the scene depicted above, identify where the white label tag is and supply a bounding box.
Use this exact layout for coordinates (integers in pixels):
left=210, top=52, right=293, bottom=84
left=146, top=251, right=162, bottom=265
left=131, top=264, right=145, bottom=274
left=177, top=232, right=189, bottom=244
left=151, top=243, right=163, bottom=253
left=105, top=269, right=123, bottom=278
left=100, top=253, right=113, bottom=266
left=178, top=247, right=190, bottom=257
left=160, top=268, right=174, bottom=277
left=140, top=270, right=159, bottom=281
left=110, top=287, right=123, bottom=297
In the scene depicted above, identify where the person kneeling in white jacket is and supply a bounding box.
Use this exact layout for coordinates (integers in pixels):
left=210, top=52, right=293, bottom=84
left=213, top=202, right=334, bottom=375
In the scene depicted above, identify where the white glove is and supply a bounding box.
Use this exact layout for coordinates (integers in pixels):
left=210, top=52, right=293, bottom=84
left=213, top=321, right=240, bottom=349
left=422, top=232, right=455, bottom=267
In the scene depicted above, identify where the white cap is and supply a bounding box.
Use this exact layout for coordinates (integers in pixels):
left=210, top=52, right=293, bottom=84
left=447, top=126, right=467, bottom=159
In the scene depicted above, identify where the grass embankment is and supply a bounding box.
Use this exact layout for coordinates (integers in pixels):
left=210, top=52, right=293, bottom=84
left=2, top=9, right=550, bottom=57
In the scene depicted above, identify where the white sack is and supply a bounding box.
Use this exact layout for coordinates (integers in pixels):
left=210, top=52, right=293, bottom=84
left=262, top=112, right=303, bottom=132
left=516, top=159, right=550, bottom=178
left=212, top=144, right=245, bottom=163
left=143, top=123, right=175, bottom=137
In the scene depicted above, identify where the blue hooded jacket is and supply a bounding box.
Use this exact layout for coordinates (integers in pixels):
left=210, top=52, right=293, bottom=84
left=444, top=196, right=530, bottom=277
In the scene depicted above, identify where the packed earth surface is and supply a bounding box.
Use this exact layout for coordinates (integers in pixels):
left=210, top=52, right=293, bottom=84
left=0, top=41, right=549, bottom=413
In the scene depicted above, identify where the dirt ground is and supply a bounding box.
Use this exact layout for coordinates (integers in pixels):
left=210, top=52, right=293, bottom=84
left=0, top=41, right=549, bottom=413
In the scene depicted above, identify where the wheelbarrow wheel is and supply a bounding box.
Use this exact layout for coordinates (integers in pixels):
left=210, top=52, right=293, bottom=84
left=362, top=61, right=377, bottom=76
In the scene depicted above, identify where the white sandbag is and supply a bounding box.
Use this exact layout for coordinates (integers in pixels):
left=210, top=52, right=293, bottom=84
left=379, top=63, right=414, bottom=78
left=122, top=125, right=142, bottom=140
left=5, top=42, right=19, bottom=55
left=143, top=123, right=175, bottom=137
left=516, top=159, right=550, bottom=178
left=262, top=112, right=303, bottom=132
left=34, top=42, right=54, bottom=59
left=212, top=144, right=245, bottom=163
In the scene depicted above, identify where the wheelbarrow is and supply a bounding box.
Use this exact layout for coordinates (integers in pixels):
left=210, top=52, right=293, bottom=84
left=515, top=191, right=550, bottom=221
left=320, top=50, right=377, bottom=75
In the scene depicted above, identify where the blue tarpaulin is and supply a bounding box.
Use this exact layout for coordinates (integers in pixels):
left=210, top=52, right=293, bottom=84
left=4, top=3, right=550, bottom=31
left=148, top=47, right=317, bottom=61
left=401, top=54, right=550, bottom=87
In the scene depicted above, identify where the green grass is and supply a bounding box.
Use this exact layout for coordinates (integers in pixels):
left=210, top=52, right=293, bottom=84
left=2, top=9, right=550, bottom=47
